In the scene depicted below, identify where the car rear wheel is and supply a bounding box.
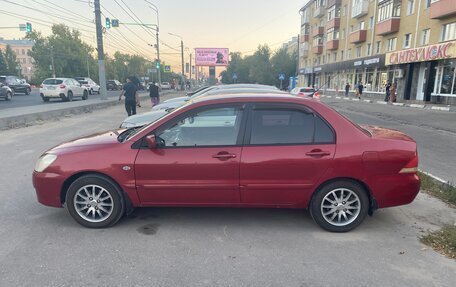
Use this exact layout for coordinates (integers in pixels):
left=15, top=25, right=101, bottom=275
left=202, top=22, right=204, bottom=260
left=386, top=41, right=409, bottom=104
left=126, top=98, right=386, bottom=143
left=66, top=91, right=73, bottom=102
left=5, top=92, right=12, bottom=101
left=66, top=175, right=125, bottom=228
left=25, top=87, right=31, bottom=95
left=82, top=90, right=88, bottom=100
left=310, top=181, right=369, bottom=232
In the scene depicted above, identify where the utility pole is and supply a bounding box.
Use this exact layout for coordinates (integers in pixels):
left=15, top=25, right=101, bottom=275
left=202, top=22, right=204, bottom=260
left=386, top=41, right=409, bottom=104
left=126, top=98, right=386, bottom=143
left=189, top=53, right=192, bottom=81
left=94, top=0, right=107, bottom=100
left=180, top=39, right=184, bottom=86
left=50, top=46, right=55, bottom=78
left=156, top=28, right=161, bottom=86
left=87, top=56, right=90, bottom=78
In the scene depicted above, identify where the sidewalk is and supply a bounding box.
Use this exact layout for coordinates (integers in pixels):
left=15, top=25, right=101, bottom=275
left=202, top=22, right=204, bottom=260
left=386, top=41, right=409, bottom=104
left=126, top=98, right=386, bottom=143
left=0, top=90, right=179, bottom=130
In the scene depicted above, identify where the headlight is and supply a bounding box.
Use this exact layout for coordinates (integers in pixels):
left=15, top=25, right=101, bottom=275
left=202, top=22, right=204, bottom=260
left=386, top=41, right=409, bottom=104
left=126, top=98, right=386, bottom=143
left=34, top=154, right=57, bottom=172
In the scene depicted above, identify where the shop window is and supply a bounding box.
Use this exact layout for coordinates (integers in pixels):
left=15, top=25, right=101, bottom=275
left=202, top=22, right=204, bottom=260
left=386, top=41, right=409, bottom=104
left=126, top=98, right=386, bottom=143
left=435, top=60, right=456, bottom=95
left=441, top=22, right=456, bottom=42
left=404, top=33, right=412, bottom=49
left=421, top=29, right=430, bottom=46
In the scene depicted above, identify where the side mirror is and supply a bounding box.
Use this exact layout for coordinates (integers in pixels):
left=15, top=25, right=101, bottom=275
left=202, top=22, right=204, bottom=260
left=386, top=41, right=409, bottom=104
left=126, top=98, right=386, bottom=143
left=145, top=135, right=157, bottom=149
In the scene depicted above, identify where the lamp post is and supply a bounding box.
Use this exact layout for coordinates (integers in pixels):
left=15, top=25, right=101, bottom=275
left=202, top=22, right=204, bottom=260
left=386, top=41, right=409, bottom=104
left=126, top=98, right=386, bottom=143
left=144, top=0, right=161, bottom=86
left=168, top=32, right=185, bottom=89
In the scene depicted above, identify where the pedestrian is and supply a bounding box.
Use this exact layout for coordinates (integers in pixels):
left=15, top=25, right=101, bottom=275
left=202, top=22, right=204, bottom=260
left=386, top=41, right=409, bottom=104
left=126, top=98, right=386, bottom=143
left=149, top=81, right=160, bottom=107
left=345, top=82, right=350, bottom=96
left=384, top=81, right=392, bottom=102
left=357, top=81, right=363, bottom=99
left=118, top=76, right=139, bottom=117
left=390, top=83, right=397, bottom=102
left=335, top=85, right=339, bottom=97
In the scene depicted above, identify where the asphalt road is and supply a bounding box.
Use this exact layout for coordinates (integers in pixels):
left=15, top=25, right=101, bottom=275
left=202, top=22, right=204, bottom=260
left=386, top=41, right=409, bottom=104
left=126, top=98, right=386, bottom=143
left=0, top=88, right=126, bottom=110
left=320, top=97, right=456, bottom=184
left=0, top=96, right=455, bottom=286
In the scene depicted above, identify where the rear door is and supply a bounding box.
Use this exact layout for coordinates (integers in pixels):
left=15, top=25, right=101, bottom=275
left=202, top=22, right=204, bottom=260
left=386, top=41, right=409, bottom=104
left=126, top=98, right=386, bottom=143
left=240, top=103, right=336, bottom=205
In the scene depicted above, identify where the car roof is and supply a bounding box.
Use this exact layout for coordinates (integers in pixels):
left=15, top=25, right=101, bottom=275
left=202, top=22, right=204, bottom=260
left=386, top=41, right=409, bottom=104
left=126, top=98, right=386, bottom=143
left=215, top=84, right=278, bottom=90
left=191, top=93, right=301, bottom=104
left=205, top=88, right=287, bottom=95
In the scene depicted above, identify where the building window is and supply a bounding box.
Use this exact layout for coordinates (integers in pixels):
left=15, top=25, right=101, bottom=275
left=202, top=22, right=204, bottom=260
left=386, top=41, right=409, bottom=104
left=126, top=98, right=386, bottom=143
left=356, top=46, right=362, bottom=58
left=369, top=17, right=374, bottom=29
left=327, top=5, right=340, bottom=21
left=406, top=0, right=415, bottom=15
left=441, top=22, right=456, bottom=42
left=313, top=37, right=323, bottom=47
left=333, top=53, right=337, bottom=62
left=421, top=29, right=430, bottom=45
left=387, top=38, right=397, bottom=52
left=359, top=21, right=365, bottom=30
left=404, top=33, right=412, bottom=48
left=21, top=49, right=25, bottom=55
left=327, top=28, right=339, bottom=41
left=378, top=0, right=401, bottom=22
left=347, top=49, right=352, bottom=59
left=376, top=41, right=382, bottom=54
left=434, top=59, right=456, bottom=96
left=425, top=0, right=431, bottom=9
left=341, top=28, right=346, bottom=38
left=341, top=50, right=344, bottom=60
left=367, top=43, right=372, bottom=56
left=342, top=5, right=346, bottom=16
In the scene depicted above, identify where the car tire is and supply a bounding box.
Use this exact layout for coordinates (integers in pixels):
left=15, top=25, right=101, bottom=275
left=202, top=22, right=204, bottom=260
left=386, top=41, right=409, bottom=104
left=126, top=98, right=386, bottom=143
left=42, top=96, right=49, bottom=102
left=66, top=174, right=125, bottom=228
left=5, top=92, right=12, bottom=101
left=310, top=180, right=369, bottom=232
left=25, top=87, right=31, bottom=95
left=89, top=89, right=93, bottom=95
left=66, top=91, right=73, bottom=102
left=82, top=90, right=88, bottom=100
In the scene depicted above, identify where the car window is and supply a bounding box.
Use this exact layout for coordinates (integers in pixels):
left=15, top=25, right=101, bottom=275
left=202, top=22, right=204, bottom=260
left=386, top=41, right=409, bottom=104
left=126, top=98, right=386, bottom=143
left=157, top=106, right=243, bottom=147
left=314, top=116, right=335, bottom=143
left=301, top=88, right=315, bottom=93
left=250, top=108, right=315, bottom=145
left=43, top=79, right=63, bottom=85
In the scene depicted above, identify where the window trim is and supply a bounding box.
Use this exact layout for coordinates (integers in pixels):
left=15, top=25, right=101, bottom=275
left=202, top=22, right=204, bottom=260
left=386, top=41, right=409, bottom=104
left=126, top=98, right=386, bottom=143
left=243, top=103, right=336, bottom=146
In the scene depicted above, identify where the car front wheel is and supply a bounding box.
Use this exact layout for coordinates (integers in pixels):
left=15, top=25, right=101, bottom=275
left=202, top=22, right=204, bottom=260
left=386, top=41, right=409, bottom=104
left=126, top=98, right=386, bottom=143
left=5, top=92, right=12, bottom=101
left=82, top=90, right=88, bottom=100
left=25, top=87, right=31, bottom=95
left=66, top=175, right=125, bottom=228
left=310, top=181, right=369, bottom=232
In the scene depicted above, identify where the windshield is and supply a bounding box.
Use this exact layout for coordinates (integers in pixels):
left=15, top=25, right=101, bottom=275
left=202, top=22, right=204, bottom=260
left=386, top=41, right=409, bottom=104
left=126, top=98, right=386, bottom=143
left=43, top=79, right=63, bottom=85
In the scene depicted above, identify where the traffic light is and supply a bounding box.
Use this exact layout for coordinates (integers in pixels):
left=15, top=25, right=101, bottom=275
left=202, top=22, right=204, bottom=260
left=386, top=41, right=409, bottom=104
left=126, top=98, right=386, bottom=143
left=155, top=60, right=160, bottom=69
left=105, top=18, right=111, bottom=29
left=26, top=22, right=32, bottom=32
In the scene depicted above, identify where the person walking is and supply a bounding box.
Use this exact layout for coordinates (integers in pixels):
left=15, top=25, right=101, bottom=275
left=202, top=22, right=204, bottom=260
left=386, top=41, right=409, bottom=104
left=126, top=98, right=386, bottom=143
left=119, top=77, right=139, bottom=116
left=149, top=81, right=160, bottom=107
left=384, top=81, right=392, bottom=102
left=345, top=82, right=350, bottom=96
left=357, top=81, right=364, bottom=99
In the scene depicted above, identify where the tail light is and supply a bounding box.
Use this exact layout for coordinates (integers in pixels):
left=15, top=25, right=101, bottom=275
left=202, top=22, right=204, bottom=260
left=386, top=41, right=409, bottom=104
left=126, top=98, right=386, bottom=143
left=298, top=92, right=305, bottom=97
left=313, top=91, right=320, bottom=98
left=399, top=151, right=419, bottom=174
left=59, top=84, right=66, bottom=89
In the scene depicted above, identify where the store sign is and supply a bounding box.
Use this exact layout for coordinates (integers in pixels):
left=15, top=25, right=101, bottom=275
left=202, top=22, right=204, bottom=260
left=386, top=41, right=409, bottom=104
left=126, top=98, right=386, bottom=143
left=386, top=41, right=456, bottom=66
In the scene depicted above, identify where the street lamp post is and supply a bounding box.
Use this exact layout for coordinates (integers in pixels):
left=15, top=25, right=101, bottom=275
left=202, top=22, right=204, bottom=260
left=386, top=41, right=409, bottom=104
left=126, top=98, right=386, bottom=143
left=144, top=0, right=161, bottom=86
left=168, top=32, right=185, bottom=90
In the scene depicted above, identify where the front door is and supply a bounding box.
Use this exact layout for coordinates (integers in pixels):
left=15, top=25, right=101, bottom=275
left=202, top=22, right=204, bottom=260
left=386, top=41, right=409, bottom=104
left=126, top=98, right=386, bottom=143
left=240, top=104, right=336, bottom=205
left=417, top=65, right=428, bottom=101
left=134, top=104, right=245, bottom=205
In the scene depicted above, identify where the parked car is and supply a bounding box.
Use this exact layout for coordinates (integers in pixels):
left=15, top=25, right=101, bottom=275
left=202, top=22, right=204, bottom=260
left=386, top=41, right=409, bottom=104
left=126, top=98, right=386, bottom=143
left=107, top=80, right=123, bottom=90
left=291, top=86, right=316, bottom=97
left=186, top=85, right=210, bottom=97
left=40, top=78, right=89, bottom=102
left=75, top=77, right=100, bottom=94
left=120, top=109, right=169, bottom=128
left=160, top=82, right=171, bottom=90
left=0, top=75, right=31, bottom=95
left=0, top=82, right=13, bottom=101
left=33, top=93, right=420, bottom=231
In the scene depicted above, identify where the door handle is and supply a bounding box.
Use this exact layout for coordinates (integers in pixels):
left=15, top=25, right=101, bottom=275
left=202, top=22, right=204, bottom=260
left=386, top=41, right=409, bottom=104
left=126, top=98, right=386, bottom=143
left=212, top=152, right=237, bottom=159
left=306, top=150, right=330, bottom=157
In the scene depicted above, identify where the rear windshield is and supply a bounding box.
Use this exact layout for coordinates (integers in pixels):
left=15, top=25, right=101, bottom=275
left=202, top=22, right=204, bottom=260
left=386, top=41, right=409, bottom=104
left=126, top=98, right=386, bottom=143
left=301, top=88, right=315, bottom=92
left=79, top=81, right=88, bottom=84
left=43, top=79, right=63, bottom=85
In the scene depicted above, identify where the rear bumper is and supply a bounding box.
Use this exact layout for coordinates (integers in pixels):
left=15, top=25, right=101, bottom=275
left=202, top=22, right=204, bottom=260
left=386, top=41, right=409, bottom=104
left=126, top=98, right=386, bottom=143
left=32, top=171, right=65, bottom=208
left=40, top=90, right=65, bottom=98
left=369, top=173, right=421, bottom=208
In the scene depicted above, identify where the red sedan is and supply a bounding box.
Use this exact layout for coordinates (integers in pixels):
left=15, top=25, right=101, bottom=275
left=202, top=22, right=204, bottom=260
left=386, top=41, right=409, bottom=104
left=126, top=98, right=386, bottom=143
left=33, top=94, right=420, bottom=232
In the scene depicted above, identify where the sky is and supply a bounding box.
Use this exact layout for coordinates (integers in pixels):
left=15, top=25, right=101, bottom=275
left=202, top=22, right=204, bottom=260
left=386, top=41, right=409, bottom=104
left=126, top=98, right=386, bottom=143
left=0, top=0, right=305, bottom=71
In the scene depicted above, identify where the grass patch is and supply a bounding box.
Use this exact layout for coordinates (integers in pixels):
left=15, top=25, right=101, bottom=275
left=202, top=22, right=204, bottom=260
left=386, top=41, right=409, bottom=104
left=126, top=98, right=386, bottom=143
left=421, top=225, right=456, bottom=259
left=419, top=171, right=456, bottom=207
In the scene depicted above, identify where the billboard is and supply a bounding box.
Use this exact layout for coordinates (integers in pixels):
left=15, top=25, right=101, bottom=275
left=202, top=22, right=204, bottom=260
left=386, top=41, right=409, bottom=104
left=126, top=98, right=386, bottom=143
left=195, top=48, right=229, bottom=66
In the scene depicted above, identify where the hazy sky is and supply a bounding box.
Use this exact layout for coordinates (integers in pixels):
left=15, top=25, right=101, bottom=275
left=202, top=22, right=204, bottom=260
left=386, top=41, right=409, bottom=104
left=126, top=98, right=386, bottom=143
left=0, top=0, right=305, bottom=70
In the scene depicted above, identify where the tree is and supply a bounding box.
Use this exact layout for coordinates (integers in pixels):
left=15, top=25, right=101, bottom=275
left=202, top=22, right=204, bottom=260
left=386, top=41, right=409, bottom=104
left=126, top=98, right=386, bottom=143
left=249, top=45, right=274, bottom=85
left=4, top=45, right=19, bottom=75
left=271, top=47, right=298, bottom=89
left=0, top=49, right=7, bottom=75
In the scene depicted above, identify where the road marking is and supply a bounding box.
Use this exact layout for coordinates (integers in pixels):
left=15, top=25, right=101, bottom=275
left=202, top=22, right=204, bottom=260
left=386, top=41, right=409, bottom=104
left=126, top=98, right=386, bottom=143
left=335, top=96, right=342, bottom=99
left=392, top=103, right=405, bottom=106
left=376, top=101, right=388, bottom=105
left=409, top=104, right=425, bottom=108
left=431, top=106, right=450, bottom=112
left=351, top=98, right=360, bottom=101
left=342, top=97, right=350, bottom=100
left=326, top=96, right=332, bottom=98
left=363, top=100, right=372, bottom=103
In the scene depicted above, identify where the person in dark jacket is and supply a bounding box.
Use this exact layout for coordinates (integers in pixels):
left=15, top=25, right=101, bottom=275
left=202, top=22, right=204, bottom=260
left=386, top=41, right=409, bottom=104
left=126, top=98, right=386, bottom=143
left=384, top=81, right=392, bottom=102
left=118, top=77, right=139, bottom=116
left=345, top=83, right=350, bottom=96
left=149, top=81, right=160, bottom=107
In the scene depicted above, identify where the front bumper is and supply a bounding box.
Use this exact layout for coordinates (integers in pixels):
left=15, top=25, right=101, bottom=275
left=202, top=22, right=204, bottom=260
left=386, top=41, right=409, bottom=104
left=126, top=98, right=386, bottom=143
left=32, top=171, right=65, bottom=208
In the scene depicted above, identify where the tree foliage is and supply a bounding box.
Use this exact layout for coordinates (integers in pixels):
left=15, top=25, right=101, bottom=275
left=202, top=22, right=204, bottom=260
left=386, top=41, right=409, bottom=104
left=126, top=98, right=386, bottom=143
left=220, top=44, right=297, bottom=88
left=0, top=45, right=20, bottom=75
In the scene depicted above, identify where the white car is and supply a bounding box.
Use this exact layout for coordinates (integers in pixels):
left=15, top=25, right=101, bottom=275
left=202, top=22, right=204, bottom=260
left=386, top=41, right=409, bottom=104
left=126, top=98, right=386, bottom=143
left=40, top=78, right=89, bottom=102
left=290, top=86, right=316, bottom=97
left=160, top=82, right=171, bottom=90
left=75, top=77, right=100, bottom=94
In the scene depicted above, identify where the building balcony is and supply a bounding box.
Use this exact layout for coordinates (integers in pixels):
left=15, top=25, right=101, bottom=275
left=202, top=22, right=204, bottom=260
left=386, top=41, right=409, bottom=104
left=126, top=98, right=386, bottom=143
left=430, top=0, right=456, bottom=19
left=312, top=45, right=323, bottom=54
left=326, top=40, right=339, bottom=50
left=351, top=0, right=369, bottom=18
left=312, top=26, right=324, bottom=37
left=300, top=43, right=310, bottom=58
left=326, top=0, right=341, bottom=8
left=300, top=34, right=310, bottom=43
left=313, top=6, right=325, bottom=18
left=349, top=29, right=367, bottom=43
left=326, top=18, right=340, bottom=30
left=376, top=18, right=400, bottom=36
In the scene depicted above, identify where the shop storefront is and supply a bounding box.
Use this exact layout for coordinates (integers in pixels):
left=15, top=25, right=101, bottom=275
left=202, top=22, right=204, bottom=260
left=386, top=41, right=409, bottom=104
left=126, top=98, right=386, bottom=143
left=298, top=67, right=313, bottom=87
left=385, top=40, right=456, bottom=103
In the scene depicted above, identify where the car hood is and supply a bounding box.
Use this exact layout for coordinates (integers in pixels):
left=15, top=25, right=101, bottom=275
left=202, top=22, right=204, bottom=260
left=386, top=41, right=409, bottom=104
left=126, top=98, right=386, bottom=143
left=163, top=96, right=188, bottom=103
left=48, top=130, right=122, bottom=154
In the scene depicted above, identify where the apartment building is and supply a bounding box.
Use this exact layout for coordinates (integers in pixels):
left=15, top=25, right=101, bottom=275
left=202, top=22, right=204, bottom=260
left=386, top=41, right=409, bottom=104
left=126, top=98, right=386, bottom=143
left=298, top=0, right=456, bottom=104
left=0, top=39, right=35, bottom=81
